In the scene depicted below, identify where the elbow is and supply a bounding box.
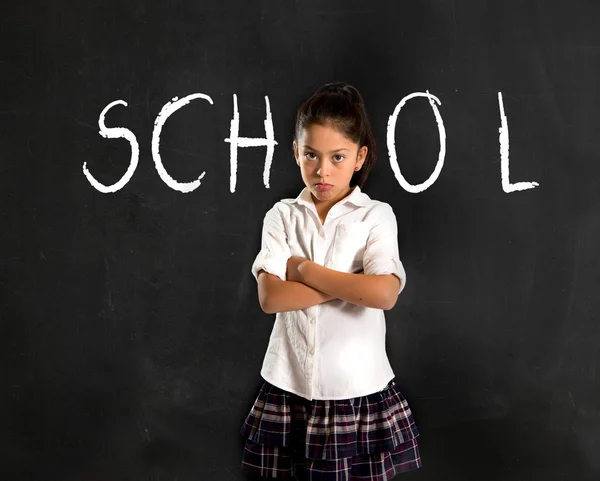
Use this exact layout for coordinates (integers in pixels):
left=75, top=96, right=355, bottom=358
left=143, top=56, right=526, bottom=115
left=257, top=272, right=279, bottom=314
left=261, top=303, right=277, bottom=315
left=258, top=293, right=276, bottom=314
left=381, top=294, right=397, bottom=311
left=380, top=280, right=400, bottom=310
left=367, top=290, right=396, bottom=311
left=259, top=289, right=281, bottom=315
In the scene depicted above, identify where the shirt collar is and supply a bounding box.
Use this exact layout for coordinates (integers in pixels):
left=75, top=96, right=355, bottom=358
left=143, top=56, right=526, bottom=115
left=291, top=185, right=369, bottom=208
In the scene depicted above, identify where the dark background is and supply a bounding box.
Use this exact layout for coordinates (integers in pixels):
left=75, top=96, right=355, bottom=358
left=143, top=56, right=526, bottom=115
left=2, top=1, right=599, bottom=479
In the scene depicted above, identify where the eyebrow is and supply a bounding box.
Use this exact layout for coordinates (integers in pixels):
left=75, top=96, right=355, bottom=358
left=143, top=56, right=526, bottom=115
left=303, top=145, right=350, bottom=153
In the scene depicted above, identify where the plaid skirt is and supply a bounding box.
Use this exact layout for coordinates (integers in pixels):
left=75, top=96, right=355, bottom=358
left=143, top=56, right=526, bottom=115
left=240, top=379, right=421, bottom=480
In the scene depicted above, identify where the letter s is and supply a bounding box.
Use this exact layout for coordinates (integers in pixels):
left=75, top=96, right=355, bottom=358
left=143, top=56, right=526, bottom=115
left=83, top=100, right=139, bottom=193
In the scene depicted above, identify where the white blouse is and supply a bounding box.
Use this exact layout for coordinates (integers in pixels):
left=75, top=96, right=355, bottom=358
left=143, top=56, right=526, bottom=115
left=251, top=186, right=407, bottom=400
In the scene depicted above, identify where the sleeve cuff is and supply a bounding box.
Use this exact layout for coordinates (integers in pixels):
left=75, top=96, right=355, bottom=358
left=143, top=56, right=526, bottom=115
left=364, top=256, right=407, bottom=295
left=251, top=249, right=289, bottom=282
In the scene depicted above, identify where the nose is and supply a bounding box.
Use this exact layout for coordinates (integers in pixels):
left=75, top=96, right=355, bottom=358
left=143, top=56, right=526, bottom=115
left=316, top=159, right=330, bottom=178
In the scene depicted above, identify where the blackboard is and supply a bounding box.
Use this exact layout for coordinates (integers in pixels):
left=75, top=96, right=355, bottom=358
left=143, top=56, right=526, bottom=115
left=2, top=1, right=599, bottom=480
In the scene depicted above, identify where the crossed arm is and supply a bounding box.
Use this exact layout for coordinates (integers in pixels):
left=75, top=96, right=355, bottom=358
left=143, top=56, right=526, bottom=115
left=257, top=256, right=401, bottom=314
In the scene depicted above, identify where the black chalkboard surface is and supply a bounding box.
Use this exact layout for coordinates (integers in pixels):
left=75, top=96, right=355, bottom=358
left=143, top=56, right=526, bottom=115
left=2, top=1, right=599, bottom=480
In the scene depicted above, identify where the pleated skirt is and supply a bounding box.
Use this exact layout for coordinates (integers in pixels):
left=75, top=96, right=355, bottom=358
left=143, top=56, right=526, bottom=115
left=240, top=378, right=421, bottom=480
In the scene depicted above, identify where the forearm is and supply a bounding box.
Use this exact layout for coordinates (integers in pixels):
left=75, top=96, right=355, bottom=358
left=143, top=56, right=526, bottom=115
left=297, top=261, right=399, bottom=310
left=257, top=271, right=335, bottom=314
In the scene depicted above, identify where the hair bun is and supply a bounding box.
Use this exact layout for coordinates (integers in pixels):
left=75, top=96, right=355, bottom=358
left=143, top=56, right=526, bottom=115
left=317, top=82, right=363, bottom=106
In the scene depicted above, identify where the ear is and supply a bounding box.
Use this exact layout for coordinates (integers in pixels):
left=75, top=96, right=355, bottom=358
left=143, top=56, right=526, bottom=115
left=293, top=140, right=300, bottom=167
left=355, top=146, right=368, bottom=170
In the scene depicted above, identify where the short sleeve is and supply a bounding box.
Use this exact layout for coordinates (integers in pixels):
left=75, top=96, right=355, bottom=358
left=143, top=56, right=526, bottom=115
left=362, top=203, right=407, bottom=295
left=251, top=203, right=292, bottom=282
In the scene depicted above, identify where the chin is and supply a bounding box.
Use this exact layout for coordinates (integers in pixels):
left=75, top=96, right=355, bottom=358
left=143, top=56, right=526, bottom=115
left=312, top=189, right=334, bottom=200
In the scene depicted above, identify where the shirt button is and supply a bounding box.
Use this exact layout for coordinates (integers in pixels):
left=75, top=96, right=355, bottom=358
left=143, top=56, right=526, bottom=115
left=319, top=228, right=325, bottom=238
left=309, top=318, right=315, bottom=325
left=309, top=346, right=315, bottom=355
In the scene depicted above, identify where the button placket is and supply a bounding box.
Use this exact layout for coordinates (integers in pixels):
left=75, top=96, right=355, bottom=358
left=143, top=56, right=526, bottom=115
left=314, top=223, right=326, bottom=265
left=307, top=316, right=315, bottom=355
left=306, top=305, right=319, bottom=398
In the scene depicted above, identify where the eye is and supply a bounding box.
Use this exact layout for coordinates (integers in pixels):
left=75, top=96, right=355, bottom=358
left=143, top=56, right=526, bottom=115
left=304, top=151, right=317, bottom=160
left=333, top=154, right=345, bottom=162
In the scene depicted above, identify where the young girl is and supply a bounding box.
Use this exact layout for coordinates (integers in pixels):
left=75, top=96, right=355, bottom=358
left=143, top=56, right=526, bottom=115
left=240, top=82, right=421, bottom=481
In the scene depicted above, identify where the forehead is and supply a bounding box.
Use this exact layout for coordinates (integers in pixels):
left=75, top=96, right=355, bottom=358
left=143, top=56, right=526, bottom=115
left=297, top=123, right=358, bottom=150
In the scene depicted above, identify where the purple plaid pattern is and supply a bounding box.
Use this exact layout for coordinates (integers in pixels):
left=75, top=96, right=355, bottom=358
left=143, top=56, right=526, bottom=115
left=241, top=379, right=421, bottom=480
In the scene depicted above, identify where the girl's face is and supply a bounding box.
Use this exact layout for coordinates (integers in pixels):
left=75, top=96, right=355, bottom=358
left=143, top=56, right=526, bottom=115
left=293, top=123, right=367, bottom=209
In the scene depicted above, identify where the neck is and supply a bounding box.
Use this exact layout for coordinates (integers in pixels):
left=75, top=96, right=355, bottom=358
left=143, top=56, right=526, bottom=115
left=311, top=186, right=354, bottom=223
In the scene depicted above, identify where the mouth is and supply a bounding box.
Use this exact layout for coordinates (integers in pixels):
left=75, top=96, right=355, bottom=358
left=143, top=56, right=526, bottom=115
left=315, top=183, right=333, bottom=192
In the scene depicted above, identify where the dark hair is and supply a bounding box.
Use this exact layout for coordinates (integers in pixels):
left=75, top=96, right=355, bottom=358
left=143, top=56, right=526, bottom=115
left=294, top=82, right=377, bottom=188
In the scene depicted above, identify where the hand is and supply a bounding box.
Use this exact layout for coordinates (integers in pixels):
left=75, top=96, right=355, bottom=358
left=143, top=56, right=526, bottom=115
left=286, top=256, right=308, bottom=283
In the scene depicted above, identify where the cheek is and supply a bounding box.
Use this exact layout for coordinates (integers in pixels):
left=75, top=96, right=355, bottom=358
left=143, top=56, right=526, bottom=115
left=300, top=162, right=314, bottom=175
left=343, top=164, right=356, bottom=177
